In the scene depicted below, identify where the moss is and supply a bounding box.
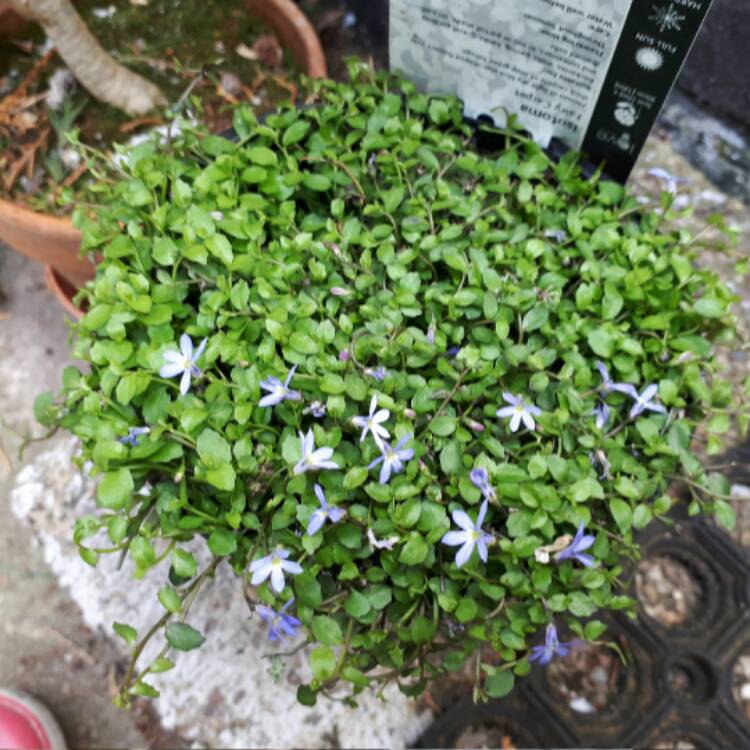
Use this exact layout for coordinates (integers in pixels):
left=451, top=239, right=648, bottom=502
left=0, top=0, right=299, bottom=211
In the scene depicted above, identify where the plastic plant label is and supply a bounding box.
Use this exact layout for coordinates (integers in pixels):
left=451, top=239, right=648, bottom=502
left=390, top=0, right=715, bottom=181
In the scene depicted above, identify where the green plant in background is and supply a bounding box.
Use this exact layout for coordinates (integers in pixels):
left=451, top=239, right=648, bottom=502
left=37, top=61, right=746, bottom=707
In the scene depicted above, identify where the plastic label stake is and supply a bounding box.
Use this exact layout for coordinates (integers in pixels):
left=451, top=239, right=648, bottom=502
left=389, top=0, right=715, bottom=182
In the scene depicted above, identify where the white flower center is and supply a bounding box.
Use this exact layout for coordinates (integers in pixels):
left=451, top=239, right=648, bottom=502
left=515, top=404, right=524, bottom=414
left=470, top=530, right=481, bottom=542
left=182, top=355, right=192, bottom=369
left=272, top=557, right=283, bottom=569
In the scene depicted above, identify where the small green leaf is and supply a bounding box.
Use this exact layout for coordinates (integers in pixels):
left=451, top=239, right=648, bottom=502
left=172, top=549, right=197, bottom=578
left=150, top=657, right=176, bottom=673
left=410, top=616, right=436, bottom=644
left=295, top=572, right=322, bottom=608
left=568, top=591, right=597, bottom=617
left=33, top=391, right=56, bottom=426
left=97, top=469, right=134, bottom=510
left=303, top=173, right=332, bottom=191
left=584, top=620, right=607, bottom=641
left=693, top=297, right=725, bottom=318
left=454, top=597, right=478, bottom=623
left=714, top=499, right=736, bottom=530
left=208, top=528, right=237, bottom=556
left=283, top=120, right=311, bottom=146
left=113, top=622, right=137, bottom=644
left=153, top=237, right=178, bottom=265
left=609, top=498, right=632, bottom=534
left=165, top=622, right=205, bottom=651
left=365, top=585, right=392, bottom=610
left=297, top=684, right=318, bottom=706
left=289, top=332, right=318, bottom=355
left=158, top=586, right=183, bottom=614
left=206, top=233, right=234, bottom=265
left=398, top=533, right=429, bottom=565
left=320, top=373, right=345, bottom=394
left=345, top=591, right=372, bottom=619
left=343, top=466, right=368, bottom=489
left=309, top=645, right=336, bottom=680
left=440, top=441, right=462, bottom=474
left=197, top=429, right=232, bottom=467
left=247, top=146, right=278, bottom=166
left=205, top=463, right=236, bottom=491
left=569, top=477, right=604, bottom=503
left=485, top=670, right=515, bottom=698
left=130, top=680, right=159, bottom=698
left=587, top=330, right=614, bottom=358
left=429, top=416, right=456, bottom=437
left=311, top=615, right=343, bottom=646
left=522, top=306, right=549, bottom=332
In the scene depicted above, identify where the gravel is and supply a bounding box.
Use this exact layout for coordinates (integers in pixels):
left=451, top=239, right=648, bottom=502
left=546, top=641, right=626, bottom=714
left=635, top=555, right=704, bottom=627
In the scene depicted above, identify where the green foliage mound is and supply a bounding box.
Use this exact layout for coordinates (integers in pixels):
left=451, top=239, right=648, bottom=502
left=42, top=62, right=741, bottom=705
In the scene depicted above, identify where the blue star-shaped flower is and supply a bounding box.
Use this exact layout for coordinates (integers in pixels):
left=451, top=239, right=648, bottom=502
left=555, top=522, right=596, bottom=567
left=529, top=624, right=575, bottom=666
left=441, top=499, right=494, bottom=567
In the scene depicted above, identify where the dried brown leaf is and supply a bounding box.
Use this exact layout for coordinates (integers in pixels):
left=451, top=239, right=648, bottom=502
left=2, top=126, right=50, bottom=193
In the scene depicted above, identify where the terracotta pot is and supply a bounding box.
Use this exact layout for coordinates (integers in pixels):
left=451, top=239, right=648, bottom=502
left=0, top=203, right=97, bottom=288
left=44, top=265, right=84, bottom=319
left=245, top=0, right=327, bottom=79
left=1, top=0, right=327, bottom=308
left=0, top=2, right=28, bottom=37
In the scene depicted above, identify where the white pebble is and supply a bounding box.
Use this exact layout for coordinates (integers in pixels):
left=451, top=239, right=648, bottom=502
left=570, top=696, right=595, bottom=713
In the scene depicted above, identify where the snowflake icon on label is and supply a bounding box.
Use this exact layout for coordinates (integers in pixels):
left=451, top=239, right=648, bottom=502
left=636, top=47, right=665, bottom=71
left=614, top=101, right=638, bottom=127
left=649, top=3, right=686, bottom=33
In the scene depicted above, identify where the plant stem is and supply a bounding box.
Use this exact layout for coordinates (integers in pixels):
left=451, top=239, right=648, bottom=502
left=118, top=557, right=220, bottom=700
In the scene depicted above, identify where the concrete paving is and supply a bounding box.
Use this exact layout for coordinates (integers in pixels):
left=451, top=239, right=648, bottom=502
left=0, top=250, right=149, bottom=748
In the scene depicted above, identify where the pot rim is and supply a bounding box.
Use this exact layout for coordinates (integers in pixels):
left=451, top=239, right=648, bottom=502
left=44, top=265, right=85, bottom=319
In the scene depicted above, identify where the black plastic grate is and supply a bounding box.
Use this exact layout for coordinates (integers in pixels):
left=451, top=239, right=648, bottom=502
left=415, top=509, right=750, bottom=749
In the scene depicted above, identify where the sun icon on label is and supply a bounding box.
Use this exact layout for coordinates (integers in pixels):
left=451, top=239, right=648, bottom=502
left=635, top=47, right=664, bottom=71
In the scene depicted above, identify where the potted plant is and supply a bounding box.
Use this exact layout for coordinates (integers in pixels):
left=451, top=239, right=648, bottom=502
left=0, top=0, right=326, bottom=294
left=37, top=62, right=744, bottom=708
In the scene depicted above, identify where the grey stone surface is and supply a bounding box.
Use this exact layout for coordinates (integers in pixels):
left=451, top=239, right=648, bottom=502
left=659, top=90, right=750, bottom=205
